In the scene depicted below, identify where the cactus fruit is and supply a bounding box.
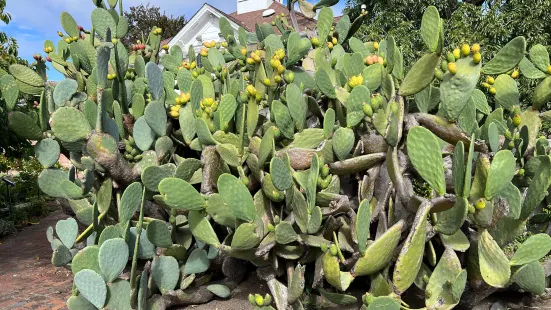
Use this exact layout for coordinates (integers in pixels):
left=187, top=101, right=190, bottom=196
left=6, top=4, right=551, bottom=310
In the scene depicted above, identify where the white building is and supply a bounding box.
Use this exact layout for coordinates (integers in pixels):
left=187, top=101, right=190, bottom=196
left=164, top=0, right=318, bottom=58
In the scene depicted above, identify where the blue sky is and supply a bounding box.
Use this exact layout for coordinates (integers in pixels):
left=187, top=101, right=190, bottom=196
left=2, top=0, right=346, bottom=81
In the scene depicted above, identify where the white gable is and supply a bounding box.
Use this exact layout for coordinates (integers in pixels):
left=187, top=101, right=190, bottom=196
left=166, top=4, right=241, bottom=59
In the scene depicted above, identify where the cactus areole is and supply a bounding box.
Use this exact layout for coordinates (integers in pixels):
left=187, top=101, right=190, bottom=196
left=6, top=1, right=551, bottom=309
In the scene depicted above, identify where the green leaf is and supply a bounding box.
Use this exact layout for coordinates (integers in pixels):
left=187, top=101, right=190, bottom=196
left=183, top=248, right=210, bottom=275
left=407, top=126, right=445, bottom=195
left=151, top=256, right=179, bottom=293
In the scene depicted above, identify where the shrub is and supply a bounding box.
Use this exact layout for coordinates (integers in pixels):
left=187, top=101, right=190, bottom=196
left=5, top=0, right=551, bottom=309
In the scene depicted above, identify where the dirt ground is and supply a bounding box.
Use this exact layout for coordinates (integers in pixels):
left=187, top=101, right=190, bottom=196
left=0, top=210, right=72, bottom=310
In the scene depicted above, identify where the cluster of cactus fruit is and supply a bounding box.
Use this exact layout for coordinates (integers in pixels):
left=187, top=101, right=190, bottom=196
left=5, top=0, right=551, bottom=309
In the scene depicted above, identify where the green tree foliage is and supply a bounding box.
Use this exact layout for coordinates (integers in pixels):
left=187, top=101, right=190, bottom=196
left=122, top=3, right=186, bottom=46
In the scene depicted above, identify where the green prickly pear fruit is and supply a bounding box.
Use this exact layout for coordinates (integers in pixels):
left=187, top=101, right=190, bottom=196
left=475, top=198, right=486, bottom=210
left=472, top=43, right=481, bottom=53
left=513, top=106, right=521, bottom=115
left=332, top=57, right=337, bottom=67
left=514, top=131, right=520, bottom=140
left=441, top=60, right=448, bottom=72
left=268, top=223, right=275, bottom=232
left=435, top=68, right=444, bottom=81
left=371, top=94, right=383, bottom=110
left=489, top=87, right=496, bottom=95
left=255, top=294, right=264, bottom=306
left=508, top=141, right=515, bottom=149
left=311, top=37, right=320, bottom=47
left=513, top=114, right=521, bottom=127
left=264, top=294, right=272, bottom=305
left=505, top=130, right=512, bottom=139
left=329, top=244, right=338, bottom=256
left=273, top=127, right=281, bottom=138
left=284, top=71, right=295, bottom=84
left=317, top=176, right=324, bottom=188
left=468, top=204, right=476, bottom=214
left=320, top=164, right=330, bottom=178
left=321, top=243, right=328, bottom=252
left=486, top=76, right=495, bottom=85
left=518, top=168, right=525, bottom=176
left=426, top=290, right=432, bottom=298
left=481, top=82, right=490, bottom=89
left=446, top=52, right=455, bottom=63
left=241, top=176, right=249, bottom=186
left=363, top=102, right=373, bottom=117
left=274, top=215, right=280, bottom=224
left=248, top=294, right=256, bottom=305
left=423, top=274, right=429, bottom=283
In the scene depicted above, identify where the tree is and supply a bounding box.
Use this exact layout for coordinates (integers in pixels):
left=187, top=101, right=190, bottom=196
left=122, top=3, right=186, bottom=46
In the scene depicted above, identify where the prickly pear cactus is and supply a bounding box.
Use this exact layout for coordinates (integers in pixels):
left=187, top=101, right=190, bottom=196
left=6, top=1, right=551, bottom=309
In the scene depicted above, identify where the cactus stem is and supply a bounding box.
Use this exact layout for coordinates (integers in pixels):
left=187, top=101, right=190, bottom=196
left=130, top=187, right=147, bottom=289
left=96, top=87, right=104, bottom=132
left=114, top=42, right=129, bottom=113
left=75, top=211, right=106, bottom=244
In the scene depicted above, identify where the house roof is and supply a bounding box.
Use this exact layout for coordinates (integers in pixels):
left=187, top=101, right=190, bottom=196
left=228, top=1, right=317, bottom=32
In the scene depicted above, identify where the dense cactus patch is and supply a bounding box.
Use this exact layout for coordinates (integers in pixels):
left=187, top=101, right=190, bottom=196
left=4, top=0, right=551, bottom=309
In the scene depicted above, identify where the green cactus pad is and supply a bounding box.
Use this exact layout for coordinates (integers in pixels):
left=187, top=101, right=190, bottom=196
left=519, top=57, right=547, bottom=79
left=8, top=112, right=43, bottom=140
left=347, top=85, right=370, bottom=127
left=206, top=193, right=236, bottom=228
left=174, top=158, right=203, bottom=182
left=146, top=219, right=173, bottom=248
left=529, top=44, right=550, bottom=72
left=286, top=83, right=307, bottom=131
left=393, top=202, right=430, bottom=293
left=511, top=261, right=546, bottom=295
left=151, top=255, right=180, bottom=293
left=127, top=227, right=155, bottom=259
left=51, top=107, right=91, bottom=142
left=219, top=94, right=237, bottom=131
left=441, top=230, right=470, bottom=252
left=307, top=205, right=322, bottom=234
left=91, top=8, right=117, bottom=40
left=452, top=141, right=465, bottom=196
left=56, top=217, right=78, bottom=249
left=231, top=222, right=261, bottom=249
left=196, top=118, right=217, bottom=145
left=510, top=234, right=551, bottom=266
left=272, top=100, right=294, bottom=139
left=179, top=105, right=197, bottom=145
left=286, top=32, right=311, bottom=67
left=74, top=269, right=107, bottom=309
left=270, top=156, right=293, bottom=191
left=0, top=75, right=19, bottom=111
left=425, top=248, right=465, bottom=308
left=485, top=150, right=516, bottom=199
left=478, top=229, right=511, bottom=287
left=188, top=210, right=220, bottom=247
left=332, top=127, right=355, bottom=161
left=407, top=126, right=445, bottom=195
left=133, top=116, right=156, bottom=151
left=105, top=279, right=131, bottom=310
left=362, top=63, right=383, bottom=92
left=141, top=165, right=171, bottom=192
left=218, top=173, right=255, bottom=222
left=415, top=85, right=440, bottom=114
left=399, top=53, right=439, bottom=96
left=420, top=6, right=441, bottom=53
left=315, top=68, right=337, bottom=99
left=493, top=74, right=519, bottom=111
left=482, top=36, right=526, bottom=74
left=354, top=220, right=403, bottom=276
left=206, top=284, right=231, bottom=298
left=440, top=56, right=482, bottom=120
left=496, top=182, right=521, bottom=219
left=275, top=221, right=298, bottom=244
left=98, top=238, right=129, bottom=282
left=216, top=143, right=240, bottom=167
left=67, top=295, right=96, bottom=310
left=322, top=251, right=354, bottom=291
left=434, top=197, right=468, bottom=235
left=144, top=101, right=167, bottom=137
left=146, top=62, right=164, bottom=101
left=54, top=79, right=78, bottom=106
left=118, top=182, right=142, bottom=224
left=98, top=226, right=120, bottom=246
left=355, top=199, right=372, bottom=255
left=35, top=138, right=60, bottom=168
left=158, top=178, right=205, bottom=210
left=318, top=288, right=357, bottom=305
left=52, top=243, right=72, bottom=267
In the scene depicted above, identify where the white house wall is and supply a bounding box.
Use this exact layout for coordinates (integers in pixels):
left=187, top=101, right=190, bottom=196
left=166, top=4, right=240, bottom=60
